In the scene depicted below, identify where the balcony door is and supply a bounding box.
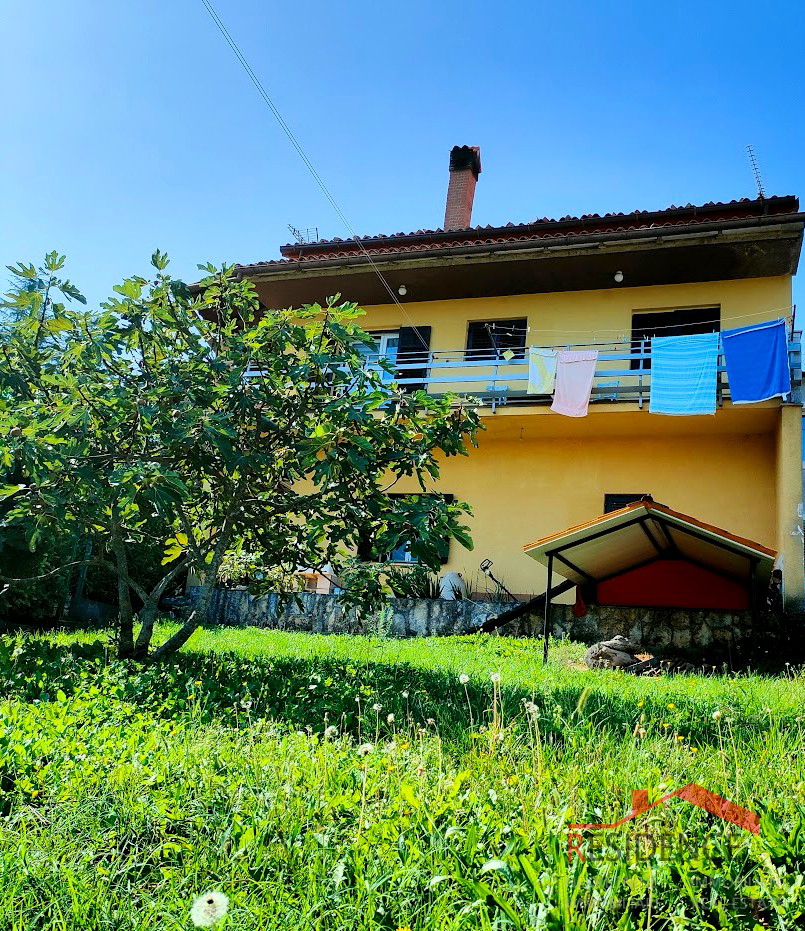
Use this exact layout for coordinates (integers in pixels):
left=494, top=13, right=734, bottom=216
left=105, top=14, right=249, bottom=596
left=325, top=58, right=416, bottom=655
left=357, top=331, right=400, bottom=385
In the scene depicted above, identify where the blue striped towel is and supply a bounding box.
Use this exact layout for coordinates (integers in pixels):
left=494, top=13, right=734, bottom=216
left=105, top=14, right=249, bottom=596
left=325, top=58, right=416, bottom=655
left=650, top=332, right=720, bottom=415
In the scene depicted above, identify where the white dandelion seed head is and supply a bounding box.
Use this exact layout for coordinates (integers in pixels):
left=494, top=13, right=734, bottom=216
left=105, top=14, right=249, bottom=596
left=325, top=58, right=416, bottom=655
left=357, top=743, right=374, bottom=757
left=190, top=891, right=229, bottom=928
left=426, top=718, right=436, bottom=727
left=386, top=713, right=395, bottom=724
left=712, top=710, right=722, bottom=721
left=372, top=703, right=382, bottom=712
left=401, top=690, right=409, bottom=699
left=324, top=725, right=338, bottom=739
left=490, top=672, right=501, bottom=684
left=459, top=674, right=469, bottom=685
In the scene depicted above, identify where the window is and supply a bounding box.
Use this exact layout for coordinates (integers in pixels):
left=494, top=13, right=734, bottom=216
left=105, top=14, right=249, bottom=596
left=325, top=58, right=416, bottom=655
left=388, top=541, right=417, bottom=564
left=466, top=319, right=527, bottom=360
left=357, top=493, right=453, bottom=564
left=631, top=307, right=719, bottom=370
left=356, top=331, right=400, bottom=384
left=604, top=494, right=649, bottom=514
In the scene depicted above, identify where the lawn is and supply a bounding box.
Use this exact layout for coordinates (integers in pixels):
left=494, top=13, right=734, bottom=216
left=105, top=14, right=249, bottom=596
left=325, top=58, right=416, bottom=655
left=0, top=626, right=803, bottom=930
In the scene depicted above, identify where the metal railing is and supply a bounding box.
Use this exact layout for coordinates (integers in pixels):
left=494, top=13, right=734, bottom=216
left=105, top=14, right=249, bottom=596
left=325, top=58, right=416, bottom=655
left=379, top=334, right=803, bottom=411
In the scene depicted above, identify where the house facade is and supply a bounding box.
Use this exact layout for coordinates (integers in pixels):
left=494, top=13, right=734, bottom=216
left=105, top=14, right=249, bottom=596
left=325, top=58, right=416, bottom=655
left=236, top=147, right=805, bottom=611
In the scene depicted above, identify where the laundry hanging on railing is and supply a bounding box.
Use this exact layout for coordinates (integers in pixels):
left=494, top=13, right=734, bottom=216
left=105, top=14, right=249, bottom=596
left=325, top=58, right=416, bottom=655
left=721, top=319, right=790, bottom=404
left=649, top=331, right=719, bottom=416
left=527, top=347, right=558, bottom=394
left=551, top=350, right=599, bottom=417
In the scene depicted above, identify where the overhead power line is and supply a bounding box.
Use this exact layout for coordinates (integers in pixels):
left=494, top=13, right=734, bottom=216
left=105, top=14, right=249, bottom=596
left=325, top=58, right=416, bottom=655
left=198, top=0, right=430, bottom=350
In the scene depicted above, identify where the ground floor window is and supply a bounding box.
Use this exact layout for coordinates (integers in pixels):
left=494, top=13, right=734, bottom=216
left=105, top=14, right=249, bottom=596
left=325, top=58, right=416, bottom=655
left=604, top=493, right=649, bottom=513
left=357, top=493, right=453, bottom=564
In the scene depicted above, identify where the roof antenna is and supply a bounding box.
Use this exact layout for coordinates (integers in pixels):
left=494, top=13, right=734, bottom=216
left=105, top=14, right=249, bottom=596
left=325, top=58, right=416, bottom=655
left=746, top=145, right=766, bottom=200
left=287, top=224, right=319, bottom=244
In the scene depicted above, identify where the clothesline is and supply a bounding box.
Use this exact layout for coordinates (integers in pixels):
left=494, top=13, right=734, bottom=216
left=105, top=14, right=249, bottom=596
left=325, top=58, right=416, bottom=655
left=485, top=305, right=795, bottom=340
left=525, top=318, right=792, bottom=419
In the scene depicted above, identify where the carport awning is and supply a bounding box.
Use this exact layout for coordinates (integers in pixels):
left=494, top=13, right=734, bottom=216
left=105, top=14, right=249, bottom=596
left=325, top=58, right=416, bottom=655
left=523, top=499, right=776, bottom=589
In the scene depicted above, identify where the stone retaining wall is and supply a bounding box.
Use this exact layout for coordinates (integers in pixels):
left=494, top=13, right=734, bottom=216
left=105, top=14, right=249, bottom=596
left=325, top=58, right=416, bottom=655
left=503, top=603, right=756, bottom=652
left=192, top=587, right=760, bottom=654
left=190, top=587, right=510, bottom=638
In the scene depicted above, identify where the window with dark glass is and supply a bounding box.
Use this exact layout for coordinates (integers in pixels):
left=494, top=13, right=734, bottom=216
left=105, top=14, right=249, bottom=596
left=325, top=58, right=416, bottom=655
left=630, top=307, right=719, bottom=370
left=356, top=494, right=454, bottom=564
left=466, top=319, right=527, bottom=360
left=604, top=494, right=649, bottom=513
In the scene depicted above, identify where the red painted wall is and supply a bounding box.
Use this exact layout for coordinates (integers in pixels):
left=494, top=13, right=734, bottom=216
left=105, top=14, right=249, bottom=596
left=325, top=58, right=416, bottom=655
left=596, top=559, right=749, bottom=611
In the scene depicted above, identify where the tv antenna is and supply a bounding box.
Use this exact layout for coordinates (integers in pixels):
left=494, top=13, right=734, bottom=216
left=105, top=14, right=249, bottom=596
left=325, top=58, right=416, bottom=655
left=288, top=224, right=319, bottom=244
left=746, top=145, right=766, bottom=199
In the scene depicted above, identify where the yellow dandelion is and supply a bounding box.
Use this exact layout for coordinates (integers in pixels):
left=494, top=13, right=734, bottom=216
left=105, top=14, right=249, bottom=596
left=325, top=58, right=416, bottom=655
left=637, top=701, right=644, bottom=708
left=667, top=703, right=675, bottom=709
left=691, top=747, right=699, bottom=753
left=662, top=723, right=669, bottom=729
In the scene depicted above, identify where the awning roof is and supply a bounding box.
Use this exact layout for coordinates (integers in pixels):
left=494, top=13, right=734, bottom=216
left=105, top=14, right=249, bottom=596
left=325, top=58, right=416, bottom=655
left=523, top=499, right=776, bottom=589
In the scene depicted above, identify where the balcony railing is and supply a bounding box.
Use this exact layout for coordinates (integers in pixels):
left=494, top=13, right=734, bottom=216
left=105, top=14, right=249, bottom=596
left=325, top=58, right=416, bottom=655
left=385, top=334, right=803, bottom=411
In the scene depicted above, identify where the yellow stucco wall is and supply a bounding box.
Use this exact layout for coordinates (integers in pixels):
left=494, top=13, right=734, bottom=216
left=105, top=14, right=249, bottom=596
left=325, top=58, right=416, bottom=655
left=353, top=275, right=803, bottom=605
left=357, top=276, right=793, bottom=351
left=388, top=407, right=779, bottom=600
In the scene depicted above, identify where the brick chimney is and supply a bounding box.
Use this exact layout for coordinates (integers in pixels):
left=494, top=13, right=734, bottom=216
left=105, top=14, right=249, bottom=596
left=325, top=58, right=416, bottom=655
left=444, top=145, right=482, bottom=231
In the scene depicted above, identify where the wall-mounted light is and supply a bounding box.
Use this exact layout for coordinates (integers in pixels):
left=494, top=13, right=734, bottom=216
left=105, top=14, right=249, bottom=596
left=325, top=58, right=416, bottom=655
left=614, top=271, right=624, bottom=284
left=398, top=284, right=407, bottom=296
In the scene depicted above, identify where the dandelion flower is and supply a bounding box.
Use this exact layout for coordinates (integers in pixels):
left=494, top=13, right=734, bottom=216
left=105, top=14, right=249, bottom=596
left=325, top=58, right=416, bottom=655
left=387, top=713, right=395, bottom=724
left=690, top=746, right=699, bottom=753
left=324, top=725, right=338, bottom=739
left=357, top=743, right=374, bottom=757
left=426, top=718, right=436, bottom=726
left=372, top=703, right=382, bottom=712
left=712, top=710, right=722, bottom=721
left=667, top=703, right=675, bottom=709
left=459, top=674, right=469, bottom=685
left=637, top=727, right=647, bottom=738
left=190, top=891, right=229, bottom=928
left=401, top=690, right=409, bottom=699
left=490, top=673, right=501, bottom=684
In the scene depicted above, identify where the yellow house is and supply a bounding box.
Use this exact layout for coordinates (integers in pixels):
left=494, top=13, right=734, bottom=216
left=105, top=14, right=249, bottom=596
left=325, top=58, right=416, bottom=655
left=237, top=146, right=804, bottom=612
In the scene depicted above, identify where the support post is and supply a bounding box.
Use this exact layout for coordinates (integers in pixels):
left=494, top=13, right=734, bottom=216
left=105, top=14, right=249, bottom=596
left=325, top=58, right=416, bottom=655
left=542, top=551, right=553, bottom=665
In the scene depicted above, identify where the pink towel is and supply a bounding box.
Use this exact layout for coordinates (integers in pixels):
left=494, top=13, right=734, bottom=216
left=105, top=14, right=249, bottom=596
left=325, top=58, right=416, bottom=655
left=551, top=350, right=599, bottom=417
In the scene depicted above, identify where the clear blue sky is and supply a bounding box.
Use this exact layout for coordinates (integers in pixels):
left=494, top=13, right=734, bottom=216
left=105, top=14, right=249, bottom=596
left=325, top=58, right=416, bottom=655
left=2, top=0, right=804, bottom=310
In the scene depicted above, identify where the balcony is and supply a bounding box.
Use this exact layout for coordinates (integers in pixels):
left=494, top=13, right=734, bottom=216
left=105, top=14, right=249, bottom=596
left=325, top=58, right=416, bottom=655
left=387, top=335, right=803, bottom=411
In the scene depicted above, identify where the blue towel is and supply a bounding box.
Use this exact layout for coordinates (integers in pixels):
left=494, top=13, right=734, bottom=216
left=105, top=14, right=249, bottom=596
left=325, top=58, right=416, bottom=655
left=650, top=332, right=719, bottom=415
left=722, top=319, right=790, bottom=404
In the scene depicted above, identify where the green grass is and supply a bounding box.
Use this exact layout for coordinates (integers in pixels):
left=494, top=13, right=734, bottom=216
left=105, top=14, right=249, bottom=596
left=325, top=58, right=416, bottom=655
left=0, top=626, right=804, bottom=929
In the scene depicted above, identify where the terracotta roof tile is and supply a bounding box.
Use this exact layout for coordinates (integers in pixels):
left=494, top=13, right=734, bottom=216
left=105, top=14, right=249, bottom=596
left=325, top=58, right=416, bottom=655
left=237, top=195, right=799, bottom=269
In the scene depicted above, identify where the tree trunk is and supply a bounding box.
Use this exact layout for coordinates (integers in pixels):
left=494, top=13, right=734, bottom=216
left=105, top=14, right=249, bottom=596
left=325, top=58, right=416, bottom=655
left=110, top=514, right=135, bottom=659
left=151, top=541, right=228, bottom=661
left=132, top=558, right=191, bottom=661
